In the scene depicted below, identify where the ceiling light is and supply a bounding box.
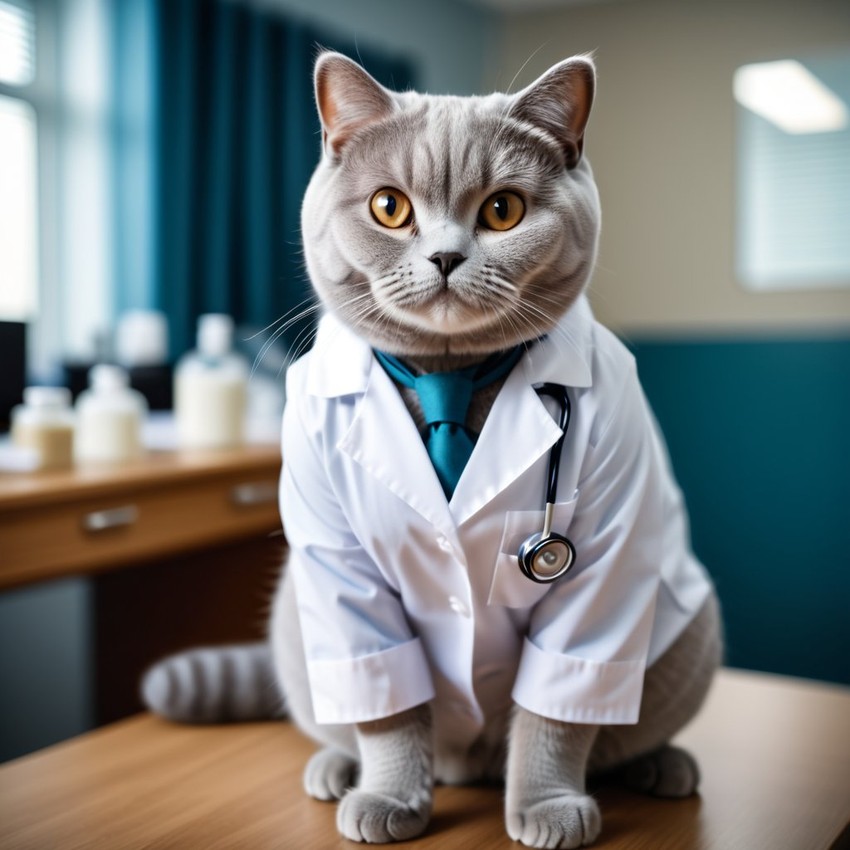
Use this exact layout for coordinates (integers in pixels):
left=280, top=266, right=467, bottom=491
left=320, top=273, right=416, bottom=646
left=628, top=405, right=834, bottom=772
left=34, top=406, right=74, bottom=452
left=734, top=59, right=848, bottom=134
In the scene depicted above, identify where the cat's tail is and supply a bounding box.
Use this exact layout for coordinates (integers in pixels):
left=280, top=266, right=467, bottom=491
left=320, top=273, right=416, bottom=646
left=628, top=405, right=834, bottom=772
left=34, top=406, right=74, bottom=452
left=141, top=642, right=286, bottom=723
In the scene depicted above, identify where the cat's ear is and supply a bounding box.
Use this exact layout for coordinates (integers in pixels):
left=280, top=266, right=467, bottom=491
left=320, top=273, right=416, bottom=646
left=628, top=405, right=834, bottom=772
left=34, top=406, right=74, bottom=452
left=509, top=56, right=595, bottom=169
left=314, top=52, right=395, bottom=159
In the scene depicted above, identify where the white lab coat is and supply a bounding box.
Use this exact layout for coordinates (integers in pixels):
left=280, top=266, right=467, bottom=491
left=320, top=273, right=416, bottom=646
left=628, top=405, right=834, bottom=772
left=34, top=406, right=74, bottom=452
left=279, top=295, right=713, bottom=753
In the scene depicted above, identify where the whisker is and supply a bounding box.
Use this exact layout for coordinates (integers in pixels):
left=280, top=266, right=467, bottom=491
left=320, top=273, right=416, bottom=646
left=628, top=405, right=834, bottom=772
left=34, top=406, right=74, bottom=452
left=278, top=321, right=320, bottom=377
left=243, top=295, right=318, bottom=342
left=506, top=41, right=551, bottom=95
left=250, top=302, right=323, bottom=378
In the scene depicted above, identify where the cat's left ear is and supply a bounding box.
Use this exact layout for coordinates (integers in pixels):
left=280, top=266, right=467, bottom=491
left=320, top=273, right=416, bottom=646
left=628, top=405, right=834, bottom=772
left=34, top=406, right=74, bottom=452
left=509, top=56, right=595, bottom=169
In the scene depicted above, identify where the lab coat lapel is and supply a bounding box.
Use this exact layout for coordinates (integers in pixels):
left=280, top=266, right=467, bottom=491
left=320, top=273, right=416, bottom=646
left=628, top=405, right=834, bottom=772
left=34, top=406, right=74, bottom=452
left=449, top=359, right=563, bottom=527
left=449, top=299, right=595, bottom=527
left=337, top=359, right=458, bottom=539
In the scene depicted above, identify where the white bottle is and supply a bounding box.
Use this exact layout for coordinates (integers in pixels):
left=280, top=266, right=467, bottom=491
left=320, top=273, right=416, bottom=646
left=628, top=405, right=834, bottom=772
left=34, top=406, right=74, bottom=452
left=11, top=387, right=76, bottom=471
left=75, top=365, right=147, bottom=463
left=174, top=314, right=248, bottom=449
left=116, top=310, right=169, bottom=367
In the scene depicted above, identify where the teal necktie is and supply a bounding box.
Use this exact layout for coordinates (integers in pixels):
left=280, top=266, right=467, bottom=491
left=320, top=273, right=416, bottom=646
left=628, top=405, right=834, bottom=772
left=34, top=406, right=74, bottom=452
left=374, top=346, right=525, bottom=499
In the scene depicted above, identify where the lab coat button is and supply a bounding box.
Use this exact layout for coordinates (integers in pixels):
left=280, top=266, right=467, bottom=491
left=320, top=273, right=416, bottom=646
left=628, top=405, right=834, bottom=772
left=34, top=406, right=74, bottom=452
left=448, top=596, right=470, bottom=618
left=437, top=535, right=454, bottom=554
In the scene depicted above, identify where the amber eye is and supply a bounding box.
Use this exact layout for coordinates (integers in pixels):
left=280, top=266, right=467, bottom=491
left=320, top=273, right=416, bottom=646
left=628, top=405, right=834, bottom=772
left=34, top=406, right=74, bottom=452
left=370, top=189, right=413, bottom=228
left=478, top=191, right=525, bottom=231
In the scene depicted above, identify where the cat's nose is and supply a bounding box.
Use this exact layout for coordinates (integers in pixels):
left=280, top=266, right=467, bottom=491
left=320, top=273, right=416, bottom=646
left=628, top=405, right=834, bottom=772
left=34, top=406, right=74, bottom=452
left=428, top=252, right=466, bottom=277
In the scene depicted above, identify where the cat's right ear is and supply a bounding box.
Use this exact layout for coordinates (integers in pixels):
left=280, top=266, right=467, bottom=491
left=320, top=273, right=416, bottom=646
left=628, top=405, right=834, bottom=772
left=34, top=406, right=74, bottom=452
left=314, top=52, right=395, bottom=160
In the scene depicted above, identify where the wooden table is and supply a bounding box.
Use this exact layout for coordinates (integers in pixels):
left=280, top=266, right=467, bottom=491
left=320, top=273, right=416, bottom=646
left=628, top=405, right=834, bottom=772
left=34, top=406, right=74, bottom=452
left=1, top=668, right=848, bottom=849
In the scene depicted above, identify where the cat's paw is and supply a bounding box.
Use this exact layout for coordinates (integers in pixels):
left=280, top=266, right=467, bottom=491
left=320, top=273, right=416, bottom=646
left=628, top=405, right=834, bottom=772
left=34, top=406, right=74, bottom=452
left=506, top=792, right=601, bottom=849
left=622, top=744, right=700, bottom=798
left=337, top=788, right=431, bottom=843
left=303, top=747, right=358, bottom=801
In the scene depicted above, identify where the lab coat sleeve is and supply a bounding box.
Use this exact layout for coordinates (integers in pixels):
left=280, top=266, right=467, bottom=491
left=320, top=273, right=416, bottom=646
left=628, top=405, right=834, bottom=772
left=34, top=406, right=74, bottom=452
left=279, top=377, right=435, bottom=725
left=512, top=363, right=667, bottom=725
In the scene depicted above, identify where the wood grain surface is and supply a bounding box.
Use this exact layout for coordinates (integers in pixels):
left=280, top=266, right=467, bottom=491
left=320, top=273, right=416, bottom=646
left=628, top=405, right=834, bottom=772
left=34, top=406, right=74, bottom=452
left=0, top=444, right=281, bottom=510
left=1, top=668, right=848, bottom=849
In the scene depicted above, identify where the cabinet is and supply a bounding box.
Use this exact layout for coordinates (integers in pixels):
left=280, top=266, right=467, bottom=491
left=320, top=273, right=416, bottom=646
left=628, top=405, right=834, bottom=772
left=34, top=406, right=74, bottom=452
left=0, top=445, right=282, bottom=589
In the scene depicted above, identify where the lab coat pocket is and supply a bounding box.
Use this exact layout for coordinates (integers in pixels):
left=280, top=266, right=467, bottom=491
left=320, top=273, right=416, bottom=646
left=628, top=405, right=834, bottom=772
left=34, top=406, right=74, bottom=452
left=487, top=493, right=579, bottom=609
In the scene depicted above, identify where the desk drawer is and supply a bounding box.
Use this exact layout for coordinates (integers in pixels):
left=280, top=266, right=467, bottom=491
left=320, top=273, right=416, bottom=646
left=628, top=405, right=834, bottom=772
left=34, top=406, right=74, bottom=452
left=0, top=474, right=281, bottom=588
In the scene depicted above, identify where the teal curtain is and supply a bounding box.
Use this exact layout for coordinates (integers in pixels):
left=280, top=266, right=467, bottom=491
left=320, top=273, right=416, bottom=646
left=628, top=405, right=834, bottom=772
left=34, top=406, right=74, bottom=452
left=109, top=0, right=157, bottom=316
left=149, top=0, right=415, bottom=357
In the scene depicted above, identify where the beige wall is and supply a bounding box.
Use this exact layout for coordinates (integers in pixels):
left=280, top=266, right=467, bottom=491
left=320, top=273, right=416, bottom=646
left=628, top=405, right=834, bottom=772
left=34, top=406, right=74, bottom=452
left=495, top=0, right=850, bottom=335
left=257, top=0, right=498, bottom=94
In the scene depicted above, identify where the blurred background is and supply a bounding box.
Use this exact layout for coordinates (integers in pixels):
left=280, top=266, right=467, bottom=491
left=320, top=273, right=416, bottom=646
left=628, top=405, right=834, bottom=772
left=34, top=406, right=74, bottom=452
left=0, top=0, right=848, bottom=762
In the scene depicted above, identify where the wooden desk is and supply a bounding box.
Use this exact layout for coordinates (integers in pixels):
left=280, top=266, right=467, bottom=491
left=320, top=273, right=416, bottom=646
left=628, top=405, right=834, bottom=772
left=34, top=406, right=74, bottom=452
left=0, top=444, right=282, bottom=590
left=0, top=445, right=284, bottom=729
left=1, top=669, right=847, bottom=849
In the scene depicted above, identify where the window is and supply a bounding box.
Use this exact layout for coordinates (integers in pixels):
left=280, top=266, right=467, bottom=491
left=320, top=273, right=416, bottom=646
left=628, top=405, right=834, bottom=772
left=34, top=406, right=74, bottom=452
left=0, top=0, right=38, bottom=322
left=735, top=51, right=850, bottom=291
left=1, top=0, right=117, bottom=377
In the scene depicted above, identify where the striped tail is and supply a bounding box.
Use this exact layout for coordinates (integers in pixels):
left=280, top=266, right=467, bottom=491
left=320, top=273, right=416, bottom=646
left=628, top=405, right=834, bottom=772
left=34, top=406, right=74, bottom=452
left=141, top=642, right=286, bottom=723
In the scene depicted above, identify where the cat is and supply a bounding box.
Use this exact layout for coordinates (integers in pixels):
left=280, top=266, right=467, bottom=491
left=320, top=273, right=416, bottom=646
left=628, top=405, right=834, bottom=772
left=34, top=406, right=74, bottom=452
left=142, top=52, right=723, bottom=849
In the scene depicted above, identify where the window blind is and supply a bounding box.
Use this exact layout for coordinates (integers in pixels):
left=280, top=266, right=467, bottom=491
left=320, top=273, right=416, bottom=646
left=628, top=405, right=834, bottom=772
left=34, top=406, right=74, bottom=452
left=0, top=0, right=36, bottom=87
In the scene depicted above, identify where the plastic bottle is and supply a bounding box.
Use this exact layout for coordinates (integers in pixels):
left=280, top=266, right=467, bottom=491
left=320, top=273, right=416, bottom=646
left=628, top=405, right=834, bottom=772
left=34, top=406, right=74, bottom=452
left=174, top=314, right=248, bottom=449
left=74, top=365, right=147, bottom=463
left=10, top=387, right=75, bottom=471
left=116, top=310, right=173, bottom=410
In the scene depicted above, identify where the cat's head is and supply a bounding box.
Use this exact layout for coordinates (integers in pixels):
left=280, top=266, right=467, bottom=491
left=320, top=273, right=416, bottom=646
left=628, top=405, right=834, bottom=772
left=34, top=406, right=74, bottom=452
left=301, top=52, right=600, bottom=358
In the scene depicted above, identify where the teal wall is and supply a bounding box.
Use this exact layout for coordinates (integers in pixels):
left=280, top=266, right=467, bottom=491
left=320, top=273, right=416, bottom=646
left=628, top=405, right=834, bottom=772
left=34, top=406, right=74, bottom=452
left=629, top=336, right=850, bottom=685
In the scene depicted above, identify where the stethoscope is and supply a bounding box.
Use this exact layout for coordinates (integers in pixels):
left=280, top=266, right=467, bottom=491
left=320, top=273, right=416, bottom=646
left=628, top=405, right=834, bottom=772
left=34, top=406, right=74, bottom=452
left=517, top=383, right=577, bottom=583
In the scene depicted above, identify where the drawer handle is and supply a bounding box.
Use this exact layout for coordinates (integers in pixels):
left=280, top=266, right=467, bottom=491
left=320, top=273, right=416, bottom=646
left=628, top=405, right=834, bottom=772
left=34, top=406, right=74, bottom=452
left=83, top=505, right=139, bottom=533
left=231, top=482, right=278, bottom=507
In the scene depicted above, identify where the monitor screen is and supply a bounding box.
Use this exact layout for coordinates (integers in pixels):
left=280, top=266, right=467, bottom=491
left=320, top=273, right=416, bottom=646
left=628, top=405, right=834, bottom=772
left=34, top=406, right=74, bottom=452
left=0, top=322, right=26, bottom=432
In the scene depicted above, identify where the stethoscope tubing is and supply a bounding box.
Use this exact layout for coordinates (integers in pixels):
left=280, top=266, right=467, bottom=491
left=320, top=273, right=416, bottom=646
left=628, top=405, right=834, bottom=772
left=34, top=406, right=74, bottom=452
left=535, top=383, right=571, bottom=507
left=517, top=383, right=576, bottom=584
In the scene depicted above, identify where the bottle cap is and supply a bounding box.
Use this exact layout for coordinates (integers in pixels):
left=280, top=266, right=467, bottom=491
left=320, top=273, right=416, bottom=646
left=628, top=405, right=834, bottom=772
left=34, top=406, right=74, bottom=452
left=89, top=364, right=129, bottom=393
left=197, top=314, right=234, bottom=359
left=116, top=310, right=169, bottom=366
left=23, top=386, right=72, bottom=408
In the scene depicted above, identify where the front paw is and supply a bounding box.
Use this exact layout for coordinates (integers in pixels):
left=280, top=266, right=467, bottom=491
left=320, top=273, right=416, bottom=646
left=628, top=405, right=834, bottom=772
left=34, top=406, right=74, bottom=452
left=337, top=789, right=431, bottom=843
left=303, top=747, right=358, bottom=801
left=506, top=792, right=601, bottom=849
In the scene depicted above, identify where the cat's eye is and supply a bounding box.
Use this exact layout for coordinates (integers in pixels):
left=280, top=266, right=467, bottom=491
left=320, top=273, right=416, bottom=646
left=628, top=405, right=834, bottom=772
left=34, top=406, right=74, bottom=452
left=478, top=191, right=525, bottom=232
left=370, top=189, right=413, bottom=228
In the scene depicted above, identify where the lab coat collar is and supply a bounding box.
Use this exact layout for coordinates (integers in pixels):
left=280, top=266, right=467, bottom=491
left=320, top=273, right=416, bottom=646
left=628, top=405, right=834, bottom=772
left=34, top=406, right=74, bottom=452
left=304, top=298, right=595, bottom=535
left=304, top=312, right=374, bottom=398
left=304, top=295, right=595, bottom=399
left=522, top=295, right=594, bottom=390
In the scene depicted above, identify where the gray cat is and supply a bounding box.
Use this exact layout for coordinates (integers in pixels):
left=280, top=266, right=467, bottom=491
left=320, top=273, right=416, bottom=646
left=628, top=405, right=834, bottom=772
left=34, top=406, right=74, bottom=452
left=143, top=53, right=722, bottom=849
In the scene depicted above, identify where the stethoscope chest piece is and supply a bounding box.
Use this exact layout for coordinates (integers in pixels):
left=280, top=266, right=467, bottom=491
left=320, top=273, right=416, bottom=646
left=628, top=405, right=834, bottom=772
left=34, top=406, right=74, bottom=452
left=518, top=530, right=576, bottom=583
